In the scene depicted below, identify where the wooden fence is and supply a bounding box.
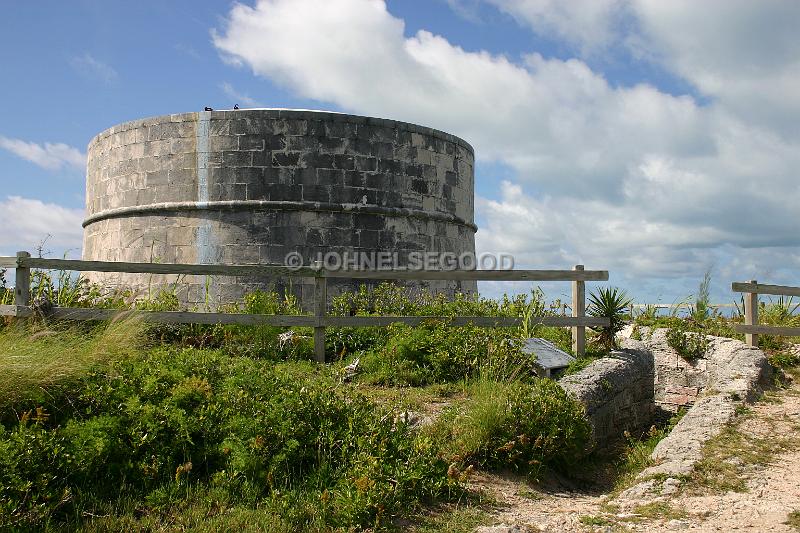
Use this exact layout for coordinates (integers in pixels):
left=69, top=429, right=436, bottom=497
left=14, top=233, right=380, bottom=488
left=732, top=280, right=800, bottom=347
left=0, top=251, right=610, bottom=362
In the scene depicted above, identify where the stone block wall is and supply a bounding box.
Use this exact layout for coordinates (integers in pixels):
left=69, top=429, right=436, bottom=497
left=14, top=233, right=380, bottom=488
left=82, top=109, right=477, bottom=308
left=559, top=345, right=656, bottom=449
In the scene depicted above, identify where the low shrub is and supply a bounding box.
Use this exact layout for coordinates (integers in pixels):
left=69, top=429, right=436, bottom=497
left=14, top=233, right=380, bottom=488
left=613, top=409, right=686, bottom=491
left=666, top=321, right=710, bottom=361
left=136, top=289, right=314, bottom=360
left=0, top=318, right=144, bottom=421
left=429, top=377, right=591, bottom=479
left=214, top=291, right=313, bottom=360
left=0, top=347, right=453, bottom=530
left=358, top=323, right=533, bottom=386
left=770, top=350, right=800, bottom=369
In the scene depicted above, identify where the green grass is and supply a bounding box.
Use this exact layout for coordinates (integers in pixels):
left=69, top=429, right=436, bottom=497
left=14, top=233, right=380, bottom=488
left=427, top=374, right=591, bottom=480
left=580, top=514, right=614, bottom=526
left=631, top=501, right=687, bottom=521
left=408, top=506, right=489, bottom=533
left=0, top=282, right=598, bottom=531
left=786, top=510, right=800, bottom=530
left=0, top=318, right=144, bottom=417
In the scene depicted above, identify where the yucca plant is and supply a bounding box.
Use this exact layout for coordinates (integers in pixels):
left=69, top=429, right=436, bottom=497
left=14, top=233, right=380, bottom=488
left=588, top=287, right=633, bottom=350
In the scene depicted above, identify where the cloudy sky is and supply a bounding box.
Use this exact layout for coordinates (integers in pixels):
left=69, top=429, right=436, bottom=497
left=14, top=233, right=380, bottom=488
left=0, top=0, right=798, bottom=304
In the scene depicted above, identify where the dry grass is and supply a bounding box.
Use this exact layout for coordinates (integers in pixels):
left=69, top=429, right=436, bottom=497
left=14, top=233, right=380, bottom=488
left=0, top=316, right=144, bottom=409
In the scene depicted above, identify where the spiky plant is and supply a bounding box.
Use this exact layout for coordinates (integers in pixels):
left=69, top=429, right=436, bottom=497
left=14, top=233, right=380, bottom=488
left=762, top=296, right=800, bottom=327
left=588, top=287, right=633, bottom=350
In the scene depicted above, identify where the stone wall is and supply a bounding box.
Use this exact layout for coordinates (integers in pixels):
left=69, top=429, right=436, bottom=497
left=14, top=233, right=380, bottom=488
left=82, top=109, right=477, bottom=308
left=617, top=328, right=773, bottom=479
left=558, top=345, right=655, bottom=450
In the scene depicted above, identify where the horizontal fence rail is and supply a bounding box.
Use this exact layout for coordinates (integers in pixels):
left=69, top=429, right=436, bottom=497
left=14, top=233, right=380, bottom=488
left=3, top=255, right=608, bottom=281
left=629, top=303, right=736, bottom=309
left=731, top=282, right=800, bottom=298
left=1, top=252, right=610, bottom=361
left=731, top=279, right=800, bottom=346
left=0, top=307, right=610, bottom=329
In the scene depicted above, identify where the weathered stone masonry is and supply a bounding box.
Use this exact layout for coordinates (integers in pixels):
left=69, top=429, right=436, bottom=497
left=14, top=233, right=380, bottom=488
left=82, top=109, right=477, bottom=307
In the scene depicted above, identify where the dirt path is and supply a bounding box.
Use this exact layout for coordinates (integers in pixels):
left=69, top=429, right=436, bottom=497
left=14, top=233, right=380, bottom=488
left=468, top=374, right=800, bottom=532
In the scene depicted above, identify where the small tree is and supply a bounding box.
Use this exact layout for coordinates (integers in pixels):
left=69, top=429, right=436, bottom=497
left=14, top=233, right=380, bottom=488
left=588, top=287, right=632, bottom=350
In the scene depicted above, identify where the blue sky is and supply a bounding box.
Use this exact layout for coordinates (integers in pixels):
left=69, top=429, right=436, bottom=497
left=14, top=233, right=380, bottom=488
left=1, top=0, right=798, bottom=305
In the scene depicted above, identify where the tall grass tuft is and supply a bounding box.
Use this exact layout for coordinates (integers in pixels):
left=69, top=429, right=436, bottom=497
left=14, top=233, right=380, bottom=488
left=692, top=268, right=713, bottom=321
left=429, top=372, right=591, bottom=479
left=0, top=315, right=144, bottom=415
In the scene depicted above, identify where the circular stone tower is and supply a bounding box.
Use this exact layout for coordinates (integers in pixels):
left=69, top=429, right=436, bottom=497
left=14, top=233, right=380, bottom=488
left=82, top=109, right=476, bottom=307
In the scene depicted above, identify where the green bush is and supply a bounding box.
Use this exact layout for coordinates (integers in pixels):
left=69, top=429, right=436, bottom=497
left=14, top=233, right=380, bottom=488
left=0, top=347, right=453, bottom=530
left=769, top=350, right=800, bottom=369
left=135, top=289, right=314, bottom=361
left=359, top=323, right=533, bottom=386
left=0, top=319, right=144, bottom=421
left=666, top=320, right=710, bottom=361
left=215, top=291, right=313, bottom=360
left=430, top=378, right=591, bottom=479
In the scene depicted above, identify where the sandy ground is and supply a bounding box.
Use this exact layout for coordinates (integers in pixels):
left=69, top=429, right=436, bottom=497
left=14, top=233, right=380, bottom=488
left=468, top=373, right=800, bottom=532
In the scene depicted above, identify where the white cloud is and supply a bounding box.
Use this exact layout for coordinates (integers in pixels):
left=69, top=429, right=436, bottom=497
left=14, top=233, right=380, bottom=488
left=220, top=81, right=263, bottom=107
left=212, top=0, right=714, bottom=196
left=70, top=53, right=118, bottom=83
left=212, top=0, right=800, bottom=298
left=0, top=196, right=84, bottom=256
left=476, top=181, right=730, bottom=278
left=630, top=0, right=800, bottom=136
left=481, top=0, right=800, bottom=134
left=0, top=136, right=86, bottom=171
left=482, top=0, right=627, bottom=52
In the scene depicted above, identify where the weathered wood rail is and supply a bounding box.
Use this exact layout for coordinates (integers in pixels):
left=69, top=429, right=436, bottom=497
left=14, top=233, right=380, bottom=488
left=732, top=280, right=800, bottom=346
left=1, top=251, right=609, bottom=362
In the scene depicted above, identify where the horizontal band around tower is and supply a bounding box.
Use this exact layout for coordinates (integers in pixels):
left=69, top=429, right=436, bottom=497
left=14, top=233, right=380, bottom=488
left=82, top=200, right=478, bottom=231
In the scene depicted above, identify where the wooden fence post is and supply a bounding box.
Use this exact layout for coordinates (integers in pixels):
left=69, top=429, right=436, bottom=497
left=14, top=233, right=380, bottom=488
left=744, top=279, right=758, bottom=347
left=15, top=251, right=31, bottom=315
left=313, top=269, right=327, bottom=363
left=572, top=264, right=585, bottom=356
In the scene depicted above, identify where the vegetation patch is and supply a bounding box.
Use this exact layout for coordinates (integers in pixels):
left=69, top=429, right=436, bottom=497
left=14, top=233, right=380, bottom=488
left=630, top=501, right=688, bottom=521
left=580, top=514, right=614, bottom=527
left=408, top=505, right=490, bottom=533
left=786, top=510, right=800, bottom=530
left=0, top=280, right=612, bottom=531
left=770, top=349, right=800, bottom=370
left=687, top=408, right=800, bottom=494
left=428, top=377, right=591, bottom=479
left=666, top=320, right=710, bottom=362
left=611, top=410, right=686, bottom=494
left=0, top=330, right=457, bottom=530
